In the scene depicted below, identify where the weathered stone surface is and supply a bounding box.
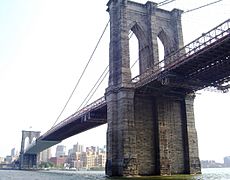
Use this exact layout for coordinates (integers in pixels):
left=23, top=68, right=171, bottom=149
left=106, top=0, right=200, bottom=177
left=19, top=131, right=41, bottom=169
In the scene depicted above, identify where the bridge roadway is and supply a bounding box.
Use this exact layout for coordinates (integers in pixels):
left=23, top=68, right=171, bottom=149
left=25, top=19, right=230, bottom=155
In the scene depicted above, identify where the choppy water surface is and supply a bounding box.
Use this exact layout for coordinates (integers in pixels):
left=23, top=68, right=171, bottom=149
left=0, top=168, right=230, bottom=180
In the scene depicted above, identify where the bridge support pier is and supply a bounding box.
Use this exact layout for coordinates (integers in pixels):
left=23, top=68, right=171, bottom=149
left=106, top=87, right=138, bottom=176
left=106, top=92, right=201, bottom=176
left=19, top=153, right=38, bottom=169
left=155, top=94, right=201, bottom=175
left=105, top=0, right=201, bottom=176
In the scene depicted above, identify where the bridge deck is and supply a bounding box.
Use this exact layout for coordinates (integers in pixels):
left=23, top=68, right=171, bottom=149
left=134, top=19, right=230, bottom=94
left=40, top=97, right=107, bottom=141
left=24, top=19, right=230, bottom=155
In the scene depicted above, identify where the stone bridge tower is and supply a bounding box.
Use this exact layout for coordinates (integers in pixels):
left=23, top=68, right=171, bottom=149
left=19, top=130, right=40, bottom=169
left=105, top=0, right=201, bottom=177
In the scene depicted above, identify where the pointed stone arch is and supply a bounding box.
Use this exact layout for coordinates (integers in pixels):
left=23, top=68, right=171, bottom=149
left=105, top=0, right=199, bottom=177
left=20, top=130, right=40, bottom=154
left=157, top=27, right=178, bottom=57
left=129, top=22, right=151, bottom=74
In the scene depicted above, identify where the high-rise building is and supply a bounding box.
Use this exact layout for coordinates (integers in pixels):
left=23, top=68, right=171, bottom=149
left=40, top=148, right=52, bottom=162
left=73, top=143, right=83, bottom=153
left=224, top=156, right=230, bottom=167
left=55, top=145, right=66, bottom=157
left=0, top=157, right=4, bottom=163
left=11, top=148, right=16, bottom=157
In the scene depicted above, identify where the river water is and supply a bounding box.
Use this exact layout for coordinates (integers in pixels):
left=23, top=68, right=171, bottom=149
left=0, top=168, right=230, bottom=180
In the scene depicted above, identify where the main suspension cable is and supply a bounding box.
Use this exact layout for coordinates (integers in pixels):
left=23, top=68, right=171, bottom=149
left=52, top=20, right=110, bottom=127
left=183, top=0, right=223, bottom=14
left=157, top=0, right=176, bottom=7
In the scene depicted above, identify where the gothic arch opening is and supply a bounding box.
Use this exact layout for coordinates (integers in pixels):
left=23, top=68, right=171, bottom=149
left=32, top=137, right=36, bottom=144
left=157, top=29, right=174, bottom=69
left=129, top=30, right=139, bottom=79
left=158, top=29, right=171, bottom=57
left=129, top=22, right=151, bottom=76
left=157, top=37, right=165, bottom=69
left=24, top=136, right=30, bottom=152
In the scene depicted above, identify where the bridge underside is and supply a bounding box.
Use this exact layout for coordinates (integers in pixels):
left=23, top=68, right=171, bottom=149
left=41, top=104, right=107, bottom=141
left=23, top=104, right=107, bottom=156
left=136, top=34, right=230, bottom=95
left=25, top=140, right=61, bottom=154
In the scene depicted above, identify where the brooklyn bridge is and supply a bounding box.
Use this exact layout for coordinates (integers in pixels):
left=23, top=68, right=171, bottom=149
left=18, top=0, right=230, bottom=177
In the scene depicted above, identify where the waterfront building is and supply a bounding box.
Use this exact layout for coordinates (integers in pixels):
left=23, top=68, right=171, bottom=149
left=0, top=157, right=4, bottom=163
left=49, top=156, right=67, bottom=167
left=224, top=156, right=230, bottom=167
left=96, top=153, right=106, bottom=167
left=73, top=159, right=83, bottom=169
left=68, top=152, right=82, bottom=168
left=81, top=152, right=96, bottom=169
left=5, top=156, right=12, bottom=164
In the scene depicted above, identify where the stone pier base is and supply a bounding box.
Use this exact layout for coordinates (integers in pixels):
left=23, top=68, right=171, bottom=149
left=19, top=153, right=38, bottom=169
left=106, top=93, right=201, bottom=176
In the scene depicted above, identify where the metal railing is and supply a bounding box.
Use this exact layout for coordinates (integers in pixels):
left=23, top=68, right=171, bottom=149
left=39, top=19, right=230, bottom=140
left=132, top=19, right=230, bottom=88
left=41, top=96, right=106, bottom=138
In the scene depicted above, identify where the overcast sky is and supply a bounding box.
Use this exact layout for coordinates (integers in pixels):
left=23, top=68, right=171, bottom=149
left=0, top=0, right=229, bottom=162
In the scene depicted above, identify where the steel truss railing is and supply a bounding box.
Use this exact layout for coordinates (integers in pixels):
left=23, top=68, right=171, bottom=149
left=132, top=19, right=230, bottom=88
left=40, top=19, right=230, bottom=140
left=41, top=96, right=106, bottom=138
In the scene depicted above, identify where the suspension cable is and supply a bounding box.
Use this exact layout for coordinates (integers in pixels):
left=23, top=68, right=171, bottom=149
left=82, top=68, right=109, bottom=108
left=77, top=65, right=109, bottom=111
left=157, top=0, right=176, bottom=7
left=77, top=31, right=135, bottom=109
left=183, top=0, right=223, bottom=14
left=51, top=20, right=110, bottom=127
left=79, top=55, right=141, bottom=109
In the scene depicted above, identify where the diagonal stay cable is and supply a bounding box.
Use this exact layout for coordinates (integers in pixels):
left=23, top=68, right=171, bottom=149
left=80, top=57, right=140, bottom=109
left=77, top=65, right=109, bottom=111
left=82, top=67, right=109, bottom=108
left=52, top=20, right=110, bottom=128
left=78, top=30, right=136, bottom=108
left=77, top=29, right=141, bottom=110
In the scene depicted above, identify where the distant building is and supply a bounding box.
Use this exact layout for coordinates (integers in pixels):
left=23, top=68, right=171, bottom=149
left=81, top=146, right=106, bottom=169
left=224, top=156, right=230, bottom=167
left=96, top=153, right=106, bottom=167
left=49, top=156, right=67, bottom=167
left=201, top=160, right=223, bottom=168
left=67, top=143, right=84, bottom=168
left=10, top=147, right=19, bottom=162
left=11, top=148, right=16, bottom=157
left=40, top=148, right=52, bottom=162
left=73, top=143, right=84, bottom=153
left=5, top=156, right=12, bottom=164
left=0, top=157, right=4, bottom=163
left=68, top=152, right=82, bottom=168
left=55, top=145, right=66, bottom=157
left=73, top=159, right=83, bottom=169
left=81, top=152, right=96, bottom=169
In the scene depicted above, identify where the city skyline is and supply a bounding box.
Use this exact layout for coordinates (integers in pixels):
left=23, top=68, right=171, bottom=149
left=0, top=0, right=230, bottom=163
